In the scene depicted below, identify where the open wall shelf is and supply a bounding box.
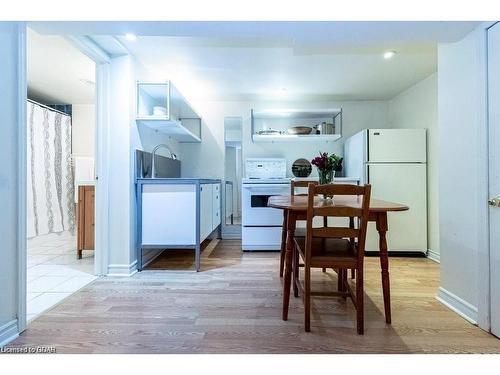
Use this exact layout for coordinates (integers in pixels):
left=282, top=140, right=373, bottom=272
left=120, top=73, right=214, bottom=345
left=251, top=108, right=342, bottom=143
left=136, top=81, right=202, bottom=143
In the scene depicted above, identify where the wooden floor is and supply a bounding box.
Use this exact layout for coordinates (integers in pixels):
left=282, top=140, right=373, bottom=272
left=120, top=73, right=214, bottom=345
left=10, top=239, right=500, bottom=353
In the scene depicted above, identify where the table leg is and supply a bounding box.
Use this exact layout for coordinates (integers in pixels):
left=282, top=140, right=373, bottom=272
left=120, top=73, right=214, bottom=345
left=376, top=212, right=391, bottom=324
left=282, top=211, right=296, bottom=321
left=279, top=209, right=288, bottom=277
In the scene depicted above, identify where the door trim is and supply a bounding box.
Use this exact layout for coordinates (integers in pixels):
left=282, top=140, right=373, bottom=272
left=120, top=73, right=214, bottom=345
left=478, top=21, right=499, bottom=332
left=16, top=22, right=27, bottom=334
left=66, top=36, right=111, bottom=276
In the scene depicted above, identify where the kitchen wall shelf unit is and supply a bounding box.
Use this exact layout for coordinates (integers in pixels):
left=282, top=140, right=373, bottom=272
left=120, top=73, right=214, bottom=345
left=251, top=108, right=342, bottom=143
left=136, top=81, right=202, bottom=143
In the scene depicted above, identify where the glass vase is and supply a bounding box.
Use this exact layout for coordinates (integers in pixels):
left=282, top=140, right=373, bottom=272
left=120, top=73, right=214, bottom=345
left=318, top=169, right=335, bottom=200
left=318, top=169, right=335, bottom=185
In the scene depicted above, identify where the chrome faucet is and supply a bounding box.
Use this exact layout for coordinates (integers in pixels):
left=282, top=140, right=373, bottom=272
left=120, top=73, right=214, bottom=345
left=151, top=144, right=177, bottom=179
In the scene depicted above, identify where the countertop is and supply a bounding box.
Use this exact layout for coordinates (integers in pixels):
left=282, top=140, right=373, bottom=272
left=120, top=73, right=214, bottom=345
left=136, top=178, right=221, bottom=184
left=292, top=176, right=361, bottom=182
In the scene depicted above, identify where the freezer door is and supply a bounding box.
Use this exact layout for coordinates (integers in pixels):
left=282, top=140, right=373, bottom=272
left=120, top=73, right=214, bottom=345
left=365, top=163, right=427, bottom=253
left=368, top=129, right=426, bottom=163
left=344, top=129, right=367, bottom=184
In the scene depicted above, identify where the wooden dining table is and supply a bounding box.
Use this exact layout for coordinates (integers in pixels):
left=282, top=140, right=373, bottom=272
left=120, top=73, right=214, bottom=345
left=268, top=194, right=409, bottom=324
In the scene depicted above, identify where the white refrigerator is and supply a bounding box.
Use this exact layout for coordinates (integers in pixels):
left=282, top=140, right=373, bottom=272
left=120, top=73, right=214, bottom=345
left=344, top=129, right=427, bottom=254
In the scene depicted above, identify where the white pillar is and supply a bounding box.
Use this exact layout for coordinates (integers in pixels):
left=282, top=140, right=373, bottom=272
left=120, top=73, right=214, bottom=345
left=0, top=21, right=26, bottom=346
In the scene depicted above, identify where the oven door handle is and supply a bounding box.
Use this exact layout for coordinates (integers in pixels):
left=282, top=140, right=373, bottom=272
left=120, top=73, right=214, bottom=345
left=243, top=185, right=289, bottom=190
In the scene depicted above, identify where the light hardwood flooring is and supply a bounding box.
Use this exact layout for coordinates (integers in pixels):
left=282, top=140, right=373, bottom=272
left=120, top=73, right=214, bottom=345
left=9, top=239, right=500, bottom=353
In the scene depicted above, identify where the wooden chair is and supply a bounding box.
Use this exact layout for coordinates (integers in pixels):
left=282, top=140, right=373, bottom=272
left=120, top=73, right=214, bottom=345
left=292, top=183, right=371, bottom=333
left=279, top=180, right=318, bottom=277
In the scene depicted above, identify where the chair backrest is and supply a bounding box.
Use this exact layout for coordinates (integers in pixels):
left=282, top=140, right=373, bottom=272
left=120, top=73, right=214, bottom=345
left=291, top=180, right=318, bottom=196
left=304, top=183, right=371, bottom=262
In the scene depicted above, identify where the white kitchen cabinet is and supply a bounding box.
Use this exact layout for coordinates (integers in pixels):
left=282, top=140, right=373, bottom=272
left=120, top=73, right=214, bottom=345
left=137, top=179, right=222, bottom=271
left=212, top=183, right=221, bottom=230
left=141, top=184, right=197, bottom=245
left=200, top=183, right=213, bottom=242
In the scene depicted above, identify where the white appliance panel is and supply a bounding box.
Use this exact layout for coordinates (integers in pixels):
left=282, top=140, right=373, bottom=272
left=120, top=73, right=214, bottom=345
left=242, top=183, right=289, bottom=226
left=344, top=129, right=367, bottom=184
left=368, top=129, right=427, bottom=163
left=242, top=226, right=282, bottom=250
left=365, top=163, right=427, bottom=253
left=245, top=158, right=286, bottom=180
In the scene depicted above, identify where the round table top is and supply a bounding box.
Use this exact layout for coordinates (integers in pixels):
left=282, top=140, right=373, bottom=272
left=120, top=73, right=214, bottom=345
left=268, top=195, right=409, bottom=213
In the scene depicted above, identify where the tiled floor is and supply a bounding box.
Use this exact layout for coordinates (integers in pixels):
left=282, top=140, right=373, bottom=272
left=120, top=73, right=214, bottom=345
left=27, top=231, right=97, bottom=322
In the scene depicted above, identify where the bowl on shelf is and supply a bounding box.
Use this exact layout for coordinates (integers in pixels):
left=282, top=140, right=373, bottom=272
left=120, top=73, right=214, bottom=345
left=287, top=126, right=312, bottom=135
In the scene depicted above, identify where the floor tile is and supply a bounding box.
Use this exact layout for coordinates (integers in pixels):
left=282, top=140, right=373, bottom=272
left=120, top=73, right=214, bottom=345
left=27, top=292, right=72, bottom=316
left=28, top=275, right=69, bottom=293
left=49, top=275, right=97, bottom=293
left=27, top=231, right=95, bottom=320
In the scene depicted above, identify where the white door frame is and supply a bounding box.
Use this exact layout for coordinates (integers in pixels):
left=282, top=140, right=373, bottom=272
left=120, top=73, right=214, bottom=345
left=17, top=22, right=28, bottom=333
left=17, top=32, right=112, bottom=332
left=68, top=36, right=112, bottom=276
left=477, top=21, right=499, bottom=332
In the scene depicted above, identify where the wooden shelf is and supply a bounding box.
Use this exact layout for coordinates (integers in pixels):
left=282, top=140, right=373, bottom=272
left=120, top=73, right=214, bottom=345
left=136, top=118, right=201, bottom=143
left=252, top=133, right=341, bottom=143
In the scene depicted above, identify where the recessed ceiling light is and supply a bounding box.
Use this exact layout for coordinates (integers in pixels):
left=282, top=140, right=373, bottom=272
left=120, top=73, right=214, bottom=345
left=125, top=33, right=137, bottom=41
left=383, top=50, right=396, bottom=59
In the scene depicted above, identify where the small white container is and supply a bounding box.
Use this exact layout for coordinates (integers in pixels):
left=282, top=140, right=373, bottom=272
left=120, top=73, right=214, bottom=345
left=152, top=106, right=167, bottom=117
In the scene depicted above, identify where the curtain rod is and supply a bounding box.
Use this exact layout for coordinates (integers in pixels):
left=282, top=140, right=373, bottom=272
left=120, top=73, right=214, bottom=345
left=27, top=98, right=70, bottom=117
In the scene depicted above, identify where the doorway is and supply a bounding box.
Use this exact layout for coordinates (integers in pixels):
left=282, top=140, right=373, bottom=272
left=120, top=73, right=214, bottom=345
left=487, top=21, right=500, bottom=338
left=222, top=116, right=243, bottom=239
left=25, top=28, right=97, bottom=322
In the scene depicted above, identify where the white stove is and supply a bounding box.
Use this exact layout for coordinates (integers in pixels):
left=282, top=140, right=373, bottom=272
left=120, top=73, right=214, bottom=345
left=242, top=158, right=290, bottom=251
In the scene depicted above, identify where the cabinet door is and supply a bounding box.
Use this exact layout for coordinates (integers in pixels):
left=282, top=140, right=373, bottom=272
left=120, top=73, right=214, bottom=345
left=200, top=184, right=213, bottom=242
left=142, top=184, right=196, bottom=245
left=212, top=183, right=221, bottom=230
left=84, top=187, right=95, bottom=249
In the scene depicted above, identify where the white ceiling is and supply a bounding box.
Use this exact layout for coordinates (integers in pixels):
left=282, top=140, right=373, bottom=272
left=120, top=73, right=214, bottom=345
left=29, top=21, right=481, bottom=102
left=27, top=28, right=95, bottom=105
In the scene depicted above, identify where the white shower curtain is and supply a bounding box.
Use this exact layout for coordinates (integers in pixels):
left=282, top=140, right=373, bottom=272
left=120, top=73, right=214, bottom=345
left=27, top=101, right=75, bottom=238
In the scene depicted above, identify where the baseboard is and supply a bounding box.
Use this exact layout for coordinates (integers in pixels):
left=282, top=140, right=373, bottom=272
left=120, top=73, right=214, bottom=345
left=364, top=251, right=426, bottom=257
left=436, top=287, right=478, bottom=325
left=427, top=249, right=440, bottom=263
left=107, top=260, right=138, bottom=277
left=0, top=319, right=19, bottom=347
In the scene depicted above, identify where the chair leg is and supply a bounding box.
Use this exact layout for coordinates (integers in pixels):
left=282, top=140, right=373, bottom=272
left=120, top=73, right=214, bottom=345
left=356, top=265, right=364, bottom=334
left=351, top=269, right=355, bottom=279
left=337, top=269, right=344, bottom=293
left=322, top=268, right=326, bottom=273
left=304, top=266, right=311, bottom=332
left=292, top=245, right=299, bottom=298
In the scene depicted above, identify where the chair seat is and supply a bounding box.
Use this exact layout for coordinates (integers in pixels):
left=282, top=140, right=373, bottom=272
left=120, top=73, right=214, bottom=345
left=293, top=237, right=358, bottom=267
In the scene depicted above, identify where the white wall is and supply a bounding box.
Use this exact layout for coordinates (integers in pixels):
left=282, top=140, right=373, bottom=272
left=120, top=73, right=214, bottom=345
left=0, top=22, right=24, bottom=346
left=72, top=104, right=95, bottom=157
left=105, top=54, right=181, bottom=275
left=388, top=73, right=439, bottom=259
left=437, top=26, right=487, bottom=322
left=180, top=100, right=389, bottom=179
